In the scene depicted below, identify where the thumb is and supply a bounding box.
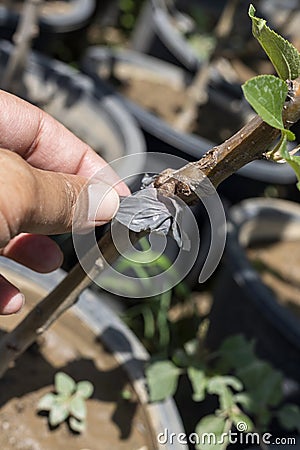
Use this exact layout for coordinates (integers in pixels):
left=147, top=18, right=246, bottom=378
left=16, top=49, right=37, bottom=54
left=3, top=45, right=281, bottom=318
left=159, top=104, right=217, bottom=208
left=0, top=149, right=120, bottom=245
left=29, top=168, right=121, bottom=234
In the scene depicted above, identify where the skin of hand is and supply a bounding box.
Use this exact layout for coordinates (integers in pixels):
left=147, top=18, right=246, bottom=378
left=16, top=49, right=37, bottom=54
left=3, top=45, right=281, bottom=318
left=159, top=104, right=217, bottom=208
left=0, top=90, right=130, bottom=315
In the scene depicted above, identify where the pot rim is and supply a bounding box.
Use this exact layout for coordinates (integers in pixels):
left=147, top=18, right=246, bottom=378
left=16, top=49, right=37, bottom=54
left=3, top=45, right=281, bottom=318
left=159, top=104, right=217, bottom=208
left=81, top=45, right=297, bottom=184
left=0, top=0, right=97, bottom=33
left=226, top=198, right=300, bottom=349
left=0, top=40, right=146, bottom=186
left=0, top=256, right=187, bottom=450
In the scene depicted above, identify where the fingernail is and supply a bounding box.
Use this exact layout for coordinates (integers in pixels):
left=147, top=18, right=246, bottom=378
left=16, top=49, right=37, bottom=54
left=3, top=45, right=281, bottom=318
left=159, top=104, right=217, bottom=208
left=88, top=182, right=120, bottom=223
left=2, top=293, right=25, bottom=315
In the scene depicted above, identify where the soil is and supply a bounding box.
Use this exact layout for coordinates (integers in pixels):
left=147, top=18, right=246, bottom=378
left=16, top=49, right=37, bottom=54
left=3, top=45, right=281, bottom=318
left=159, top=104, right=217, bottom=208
left=101, top=64, right=247, bottom=144
left=1, top=1, right=73, bottom=16
left=40, top=1, right=73, bottom=16
left=120, top=78, right=186, bottom=124
left=248, top=239, right=300, bottom=319
left=0, top=269, right=155, bottom=450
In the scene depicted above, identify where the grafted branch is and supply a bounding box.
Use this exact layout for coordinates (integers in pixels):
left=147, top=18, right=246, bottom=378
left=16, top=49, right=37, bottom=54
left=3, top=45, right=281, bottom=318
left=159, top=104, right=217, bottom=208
left=0, top=78, right=300, bottom=378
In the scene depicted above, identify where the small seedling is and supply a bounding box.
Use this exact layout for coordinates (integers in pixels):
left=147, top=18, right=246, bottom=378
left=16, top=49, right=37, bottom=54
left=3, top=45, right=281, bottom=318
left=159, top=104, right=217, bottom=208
left=37, top=372, right=94, bottom=433
left=121, top=388, right=133, bottom=401
left=146, top=334, right=300, bottom=450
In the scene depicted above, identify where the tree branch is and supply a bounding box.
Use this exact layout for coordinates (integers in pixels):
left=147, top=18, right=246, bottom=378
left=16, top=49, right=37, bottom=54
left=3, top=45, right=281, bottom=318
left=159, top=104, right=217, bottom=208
left=156, top=77, right=300, bottom=203
left=0, top=77, right=300, bottom=378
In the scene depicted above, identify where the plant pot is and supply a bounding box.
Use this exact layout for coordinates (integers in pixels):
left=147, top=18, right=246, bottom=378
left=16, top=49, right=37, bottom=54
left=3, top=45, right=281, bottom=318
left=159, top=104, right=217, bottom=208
left=0, top=0, right=97, bottom=59
left=206, top=198, right=300, bottom=396
left=130, top=0, right=249, bottom=72
left=130, top=0, right=225, bottom=72
left=130, top=0, right=200, bottom=71
left=0, top=257, right=187, bottom=450
left=0, top=40, right=146, bottom=184
left=81, top=46, right=298, bottom=203
left=0, top=40, right=146, bottom=267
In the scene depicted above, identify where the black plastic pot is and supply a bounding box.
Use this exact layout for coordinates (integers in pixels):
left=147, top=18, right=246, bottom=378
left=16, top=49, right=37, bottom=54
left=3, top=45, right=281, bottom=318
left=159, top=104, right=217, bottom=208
left=207, top=198, right=300, bottom=388
left=0, top=40, right=145, bottom=177
left=81, top=46, right=298, bottom=203
left=0, top=0, right=97, bottom=59
left=131, top=0, right=249, bottom=71
left=0, top=40, right=146, bottom=267
left=131, top=0, right=201, bottom=71
left=0, top=257, right=188, bottom=450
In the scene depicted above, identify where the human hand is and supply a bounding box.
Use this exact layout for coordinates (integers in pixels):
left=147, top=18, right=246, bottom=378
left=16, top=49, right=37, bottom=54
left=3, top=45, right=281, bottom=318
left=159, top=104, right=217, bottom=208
left=0, top=90, right=130, bottom=315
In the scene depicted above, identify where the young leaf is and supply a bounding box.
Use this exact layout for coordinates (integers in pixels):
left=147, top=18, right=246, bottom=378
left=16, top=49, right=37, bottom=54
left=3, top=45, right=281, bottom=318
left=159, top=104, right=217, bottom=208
left=172, top=348, right=191, bottom=367
left=217, top=335, right=256, bottom=371
left=49, top=402, right=69, bottom=427
left=37, top=393, right=57, bottom=411
left=184, top=339, right=198, bottom=357
left=76, top=381, right=94, bottom=399
left=146, top=360, right=181, bottom=402
left=242, top=75, right=295, bottom=140
left=207, top=376, right=242, bottom=411
left=69, top=396, right=87, bottom=421
left=280, top=138, right=300, bottom=189
left=232, top=413, right=254, bottom=432
left=237, top=361, right=283, bottom=408
left=249, top=4, right=300, bottom=80
left=55, top=372, right=76, bottom=396
left=195, top=415, right=228, bottom=450
left=121, top=389, right=132, bottom=400
left=69, top=417, right=86, bottom=433
left=187, top=366, right=207, bottom=402
left=207, top=376, right=243, bottom=394
left=277, top=404, right=300, bottom=432
left=233, top=393, right=253, bottom=411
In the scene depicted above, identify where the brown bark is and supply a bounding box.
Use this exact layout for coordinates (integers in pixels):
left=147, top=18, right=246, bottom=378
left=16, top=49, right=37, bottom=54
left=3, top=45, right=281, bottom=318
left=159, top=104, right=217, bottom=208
left=0, top=77, right=300, bottom=378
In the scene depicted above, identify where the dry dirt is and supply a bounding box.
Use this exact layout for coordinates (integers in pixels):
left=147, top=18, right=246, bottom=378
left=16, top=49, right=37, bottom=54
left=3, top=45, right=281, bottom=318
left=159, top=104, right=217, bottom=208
left=0, top=269, right=154, bottom=450
left=248, top=239, right=300, bottom=319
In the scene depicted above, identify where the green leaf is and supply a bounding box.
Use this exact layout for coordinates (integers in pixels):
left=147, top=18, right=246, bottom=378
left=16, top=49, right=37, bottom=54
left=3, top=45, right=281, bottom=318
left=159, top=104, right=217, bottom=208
left=121, top=389, right=132, bottom=400
left=217, top=335, right=256, bottom=371
left=187, top=366, right=207, bottom=402
left=207, top=376, right=243, bottom=394
left=69, top=417, right=86, bottom=433
left=277, top=404, right=300, bottom=432
left=207, top=376, right=243, bottom=412
left=257, top=408, right=272, bottom=429
left=237, top=361, right=283, bottom=409
left=172, top=349, right=190, bottom=367
left=280, top=138, right=300, bottom=189
left=195, top=415, right=228, bottom=450
left=76, top=381, right=94, bottom=399
left=249, top=4, right=300, bottom=80
left=37, top=393, right=57, bottom=411
left=233, top=393, right=252, bottom=411
left=232, top=413, right=254, bottom=433
left=142, top=307, right=155, bottom=340
left=55, top=372, right=76, bottom=396
left=69, top=396, right=87, bottom=421
left=49, top=402, right=69, bottom=427
left=242, top=75, right=295, bottom=140
left=145, top=360, right=181, bottom=402
left=184, top=339, right=198, bottom=357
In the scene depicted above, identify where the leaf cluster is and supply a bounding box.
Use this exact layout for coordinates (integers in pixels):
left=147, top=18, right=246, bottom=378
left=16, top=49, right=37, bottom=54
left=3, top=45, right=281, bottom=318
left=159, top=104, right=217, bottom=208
left=113, top=237, right=190, bottom=353
left=146, top=334, right=300, bottom=450
left=37, top=372, right=94, bottom=433
left=242, top=5, right=300, bottom=188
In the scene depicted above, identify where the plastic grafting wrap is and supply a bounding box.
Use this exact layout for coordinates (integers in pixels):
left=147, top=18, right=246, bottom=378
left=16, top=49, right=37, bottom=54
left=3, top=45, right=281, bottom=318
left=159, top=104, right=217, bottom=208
left=114, top=187, right=191, bottom=251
